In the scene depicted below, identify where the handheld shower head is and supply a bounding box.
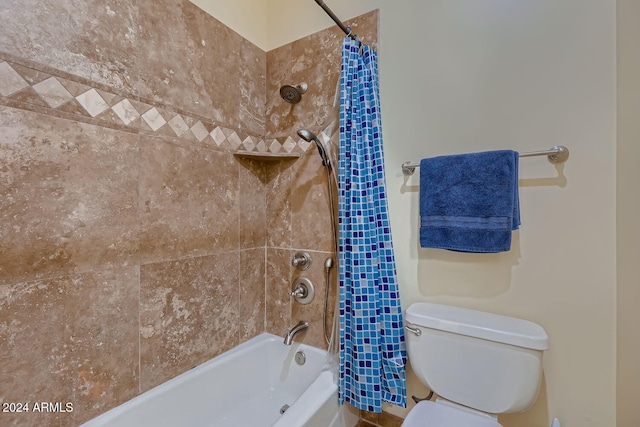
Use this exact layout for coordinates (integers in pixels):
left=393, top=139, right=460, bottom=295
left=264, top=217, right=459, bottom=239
left=297, top=129, right=318, bottom=143
left=324, top=257, right=334, bottom=270
left=297, top=129, right=331, bottom=169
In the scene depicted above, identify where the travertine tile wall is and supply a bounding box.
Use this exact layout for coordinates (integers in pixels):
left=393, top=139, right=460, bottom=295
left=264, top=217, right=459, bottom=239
left=263, top=10, right=379, bottom=348
left=0, top=1, right=378, bottom=424
left=0, top=2, right=267, bottom=425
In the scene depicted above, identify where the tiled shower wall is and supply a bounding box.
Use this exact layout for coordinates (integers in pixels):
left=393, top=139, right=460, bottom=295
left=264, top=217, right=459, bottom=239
left=0, top=0, right=378, bottom=425
left=264, top=10, right=379, bottom=350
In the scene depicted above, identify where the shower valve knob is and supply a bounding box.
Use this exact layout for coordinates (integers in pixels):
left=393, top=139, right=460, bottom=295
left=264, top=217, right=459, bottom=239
left=289, top=277, right=315, bottom=305
left=289, top=286, right=307, bottom=298
left=291, top=251, right=312, bottom=270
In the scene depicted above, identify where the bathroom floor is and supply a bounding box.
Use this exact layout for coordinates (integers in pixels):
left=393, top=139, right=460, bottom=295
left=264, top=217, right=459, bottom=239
left=357, top=419, right=403, bottom=427
left=357, top=410, right=404, bottom=427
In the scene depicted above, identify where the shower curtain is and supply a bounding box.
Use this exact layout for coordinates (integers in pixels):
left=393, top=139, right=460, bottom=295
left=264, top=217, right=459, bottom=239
left=337, top=37, right=407, bottom=412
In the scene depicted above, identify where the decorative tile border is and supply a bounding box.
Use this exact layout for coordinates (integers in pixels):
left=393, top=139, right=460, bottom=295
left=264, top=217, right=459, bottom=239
left=0, top=56, right=336, bottom=155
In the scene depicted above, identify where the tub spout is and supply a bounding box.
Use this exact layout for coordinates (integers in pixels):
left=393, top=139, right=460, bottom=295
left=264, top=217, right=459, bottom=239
left=284, top=321, right=309, bottom=345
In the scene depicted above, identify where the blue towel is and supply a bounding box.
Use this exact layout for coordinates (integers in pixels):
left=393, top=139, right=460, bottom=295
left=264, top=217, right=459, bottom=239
left=419, top=150, right=520, bottom=253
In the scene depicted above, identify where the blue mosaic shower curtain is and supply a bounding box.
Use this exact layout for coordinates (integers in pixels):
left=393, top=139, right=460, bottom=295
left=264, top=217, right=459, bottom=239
left=337, top=36, right=407, bottom=412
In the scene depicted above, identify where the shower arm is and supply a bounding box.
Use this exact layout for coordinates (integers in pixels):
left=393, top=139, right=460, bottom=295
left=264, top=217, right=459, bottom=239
left=313, top=0, right=357, bottom=40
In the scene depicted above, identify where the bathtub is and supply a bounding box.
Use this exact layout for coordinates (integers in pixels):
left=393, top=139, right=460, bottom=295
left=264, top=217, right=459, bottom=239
left=81, top=333, right=358, bottom=427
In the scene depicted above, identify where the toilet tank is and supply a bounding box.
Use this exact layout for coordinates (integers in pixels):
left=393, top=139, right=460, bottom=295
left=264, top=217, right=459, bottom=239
left=405, top=303, right=548, bottom=414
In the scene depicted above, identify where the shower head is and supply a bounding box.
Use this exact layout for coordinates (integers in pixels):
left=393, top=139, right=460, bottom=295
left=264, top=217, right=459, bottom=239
left=297, top=129, right=317, bottom=143
left=297, top=129, right=331, bottom=169
left=280, top=82, right=308, bottom=104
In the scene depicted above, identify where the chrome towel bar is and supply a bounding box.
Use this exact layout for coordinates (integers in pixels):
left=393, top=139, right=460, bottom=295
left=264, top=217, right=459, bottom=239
left=401, top=145, right=569, bottom=176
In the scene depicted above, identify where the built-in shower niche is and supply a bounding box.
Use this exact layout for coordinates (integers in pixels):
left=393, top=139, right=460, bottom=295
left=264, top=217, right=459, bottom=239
left=233, top=150, right=300, bottom=186
left=233, top=150, right=300, bottom=162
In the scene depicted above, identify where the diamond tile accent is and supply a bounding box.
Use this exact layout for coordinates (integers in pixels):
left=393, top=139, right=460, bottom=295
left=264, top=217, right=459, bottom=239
left=76, top=88, right=110, bottom=117
left=268, top=140, right=282, bottom=153
left=322, top=119, right=338, bottom=138
left=141, top=107, right=167, bottom=131
left=33, top=76, right=74, bottom=108
left=0, top=59, right=277, bottom=154
left=190, top=121, right=209, bottom=142
left=319, top=132, right=335, bottom=157
left=130, top=100, right=153, bottom=116
left=242, top=136, right=256, bottom=152
left=96, top=89, right=120, bottom=107
left=298, top=138, right=312, bottom=152
left=256, top=140, right=267, bottom=152
left=210, top=127, right=226, bottom=146
left=111, top=99, right=140, bottom=125
left=282, top=137, right=296, bottom=153
left=0, top=62, right=30, bottom=97
left=167, top=114, right=189, bottom=137
left=227, top=132, right=242, bottom=150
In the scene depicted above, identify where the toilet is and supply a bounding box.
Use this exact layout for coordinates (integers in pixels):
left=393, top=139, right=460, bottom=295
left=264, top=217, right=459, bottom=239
left=402, top=302, right=549, bottom=427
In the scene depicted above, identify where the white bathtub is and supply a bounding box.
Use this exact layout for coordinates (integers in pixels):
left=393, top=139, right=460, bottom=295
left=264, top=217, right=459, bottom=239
left=81, top=333, right=358, bottom=427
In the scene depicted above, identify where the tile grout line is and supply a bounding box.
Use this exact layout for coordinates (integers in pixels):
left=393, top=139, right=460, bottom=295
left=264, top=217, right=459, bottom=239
left=137, top=264, right=142, bottom=395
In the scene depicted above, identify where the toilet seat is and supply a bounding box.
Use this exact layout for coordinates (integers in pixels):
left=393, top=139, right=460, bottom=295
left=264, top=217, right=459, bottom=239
left=401, top=400, right=502, bottom=427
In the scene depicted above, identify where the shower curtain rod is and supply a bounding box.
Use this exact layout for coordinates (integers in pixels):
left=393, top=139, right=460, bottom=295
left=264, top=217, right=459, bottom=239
left=313, top=0, right=357, bottom=39
left=401, top=145, right=570, bottom=175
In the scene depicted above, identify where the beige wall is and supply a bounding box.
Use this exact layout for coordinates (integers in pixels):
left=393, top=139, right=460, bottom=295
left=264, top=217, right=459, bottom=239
left=267, top=1, right=619, bottom=426
left=382, top=2, right=617, bottom=426
left=265, top=0, right=381, bottom=50
left=616, top=1, right=640, bottom=426
left=188, top=0, right=379, bottom=50
left=189, top=0, right=268, bottom=49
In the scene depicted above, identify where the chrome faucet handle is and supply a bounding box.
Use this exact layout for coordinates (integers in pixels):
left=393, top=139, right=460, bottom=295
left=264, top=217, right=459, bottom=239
left=291, top=251, right=312, bottom=270
left=289, top=277, right=314, bottom=304
left=288, top=285, right=307, bottom=298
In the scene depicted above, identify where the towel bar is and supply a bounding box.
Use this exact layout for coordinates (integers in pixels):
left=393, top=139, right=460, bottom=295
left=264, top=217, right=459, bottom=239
left=401, top=145, right=569, bottom=176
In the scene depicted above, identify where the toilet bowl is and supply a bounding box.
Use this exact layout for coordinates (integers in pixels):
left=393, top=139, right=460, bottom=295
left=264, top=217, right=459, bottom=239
left=403, top=400, right=501, bottom=427
left=401, top=302, right=548, bottom=426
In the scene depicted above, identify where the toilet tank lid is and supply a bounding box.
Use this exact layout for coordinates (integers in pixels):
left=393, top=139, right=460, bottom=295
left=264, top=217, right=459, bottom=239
left=405, top=303, right=549, bottom=350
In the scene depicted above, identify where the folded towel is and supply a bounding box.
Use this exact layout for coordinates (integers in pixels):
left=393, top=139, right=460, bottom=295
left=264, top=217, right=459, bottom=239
left=419, top=150, right=520, bottom=253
